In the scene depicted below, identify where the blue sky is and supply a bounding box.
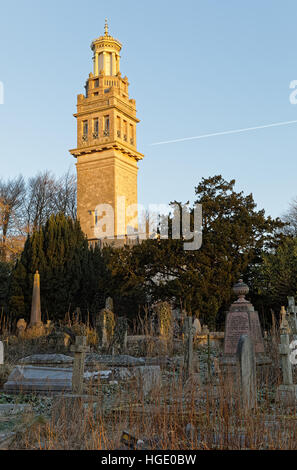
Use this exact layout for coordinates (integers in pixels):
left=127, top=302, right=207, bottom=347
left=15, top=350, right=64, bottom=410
left=0, top=0, right=297, bottom=219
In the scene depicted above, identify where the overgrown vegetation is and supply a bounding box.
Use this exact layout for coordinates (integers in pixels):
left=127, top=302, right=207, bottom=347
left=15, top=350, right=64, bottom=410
left=0, top=173, right=296, bottom=329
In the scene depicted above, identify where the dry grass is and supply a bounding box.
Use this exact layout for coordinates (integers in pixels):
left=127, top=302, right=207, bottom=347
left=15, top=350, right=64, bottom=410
left=1, top=324, right=297, bottom=450
left=7, top=369, right=297, bottom=450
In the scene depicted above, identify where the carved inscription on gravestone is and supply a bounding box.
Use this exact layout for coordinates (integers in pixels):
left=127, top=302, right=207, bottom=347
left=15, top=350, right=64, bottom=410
left=249, top=311, right=264, bottom=353
left=224, top=311, right=249, bottom=355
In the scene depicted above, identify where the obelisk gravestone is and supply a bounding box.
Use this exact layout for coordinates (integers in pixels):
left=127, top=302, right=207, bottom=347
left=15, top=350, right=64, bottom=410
left=29, top=270, right=42, bottom=327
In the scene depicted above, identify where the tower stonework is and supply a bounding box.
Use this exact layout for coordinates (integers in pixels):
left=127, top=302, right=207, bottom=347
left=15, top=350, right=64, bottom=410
left=70, top=21, right=144, bottom=241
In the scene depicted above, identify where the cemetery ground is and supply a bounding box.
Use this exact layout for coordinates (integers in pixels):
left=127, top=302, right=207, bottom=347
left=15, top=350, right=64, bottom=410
left=1, top=318, right=297, bottom=450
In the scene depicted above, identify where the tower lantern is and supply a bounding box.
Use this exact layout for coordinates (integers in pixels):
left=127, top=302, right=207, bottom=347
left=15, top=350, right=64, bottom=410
left=91, top=19, right=122, bottom=77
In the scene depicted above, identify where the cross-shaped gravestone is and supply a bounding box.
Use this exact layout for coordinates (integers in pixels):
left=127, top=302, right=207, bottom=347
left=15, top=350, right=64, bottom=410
left=279, top=330, right=293, bottom=385
left=183, top=317, right=194, bottom=382
left=70, top=336, right=90, bottom=395
left=276, top=329, right=297, bottom=405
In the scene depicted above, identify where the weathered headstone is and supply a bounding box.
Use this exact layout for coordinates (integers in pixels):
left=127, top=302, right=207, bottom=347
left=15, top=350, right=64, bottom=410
left=96, top=310, right=108, bottom=348
left=280, top=306, right=291, bottom=333
left=287, top=297, right=297, bottom=336
left=156, top=302, right=173, bottom=340
left=236, top=335, right=256, bottom=410
left=183, top=317, right=194, bottom=381
left=201, top=325, right=209, bottom=335
left=110, top=317, right=128, bottom=354
left=70, top=336, right=90, bottom=395
left=276, top=329, right=297, bottom=404
left=0, top=341, right=3, bottom=365
left=16, top=318, right=27, bottom=337
left=279, top=331, right=293, bottom=385
left=29, top=270, right=42, bottom=327
left=132, top=365, right=161, bottom=396
left=223, top=280, right=264, bottom=359
left=193, top=318, right=201, bottom=336
left=105, top=297, right=114, bottom=311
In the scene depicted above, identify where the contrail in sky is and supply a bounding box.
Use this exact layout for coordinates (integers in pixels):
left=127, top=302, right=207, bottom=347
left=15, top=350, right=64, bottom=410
left=151, top=119, right=297, bottom=146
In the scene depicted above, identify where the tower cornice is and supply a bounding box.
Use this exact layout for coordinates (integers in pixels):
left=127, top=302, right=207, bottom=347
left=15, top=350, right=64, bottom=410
left=69, top=142, right=144, bottom=162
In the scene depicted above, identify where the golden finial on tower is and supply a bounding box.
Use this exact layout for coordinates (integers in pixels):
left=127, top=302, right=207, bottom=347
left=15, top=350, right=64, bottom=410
left=104, top=18, right=108, bottom=36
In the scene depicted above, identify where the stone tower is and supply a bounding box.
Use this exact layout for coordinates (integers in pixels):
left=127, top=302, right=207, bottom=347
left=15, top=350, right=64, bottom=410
left=70, top=20, right=144, bottom=242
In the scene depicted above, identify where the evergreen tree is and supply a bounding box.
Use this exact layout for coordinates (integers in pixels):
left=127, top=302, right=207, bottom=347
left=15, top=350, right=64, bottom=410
left=8, top=213, right=109, bottom=322
left=0, top=260, right=13, bottom=312
left=251, top=236, right=297, bottom=316
left=106, top=176, right=283, bottom=328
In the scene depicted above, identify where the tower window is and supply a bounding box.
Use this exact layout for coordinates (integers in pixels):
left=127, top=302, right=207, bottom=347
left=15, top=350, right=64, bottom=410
left=117, top=116, right=121, bottom=138
left=82, top=120, right=88, bottom=141
left=94, top=79, right=99, bottom=88
left=130, top=124, right=134, bottom=145
left=93, top=118, right=99, bottom=138
left=104, top=116, right=110, bottom=136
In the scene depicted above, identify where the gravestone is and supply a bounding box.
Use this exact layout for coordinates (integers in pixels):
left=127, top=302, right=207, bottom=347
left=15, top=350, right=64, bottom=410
left=132, top=366, right=161, bottom=397
left=0, top=341, right=3, bottom=365
left=70, top=336, right=90, bottom=394
left=183, top=317, right=194, bottom=381
left=96, top=301, right=115, bottom=350
left=280, top=306, right=291, bottom=334
left=29, top=270, right=42, bottom=327
left=276, top=329, right=297, bottom=405
left=110, top=317, right=128, bottom=354
left=193, top=318, right=201, bottom=336
left=105, top=297, right=114, bottom=311
left=16, top=318, right=27, bottom=337
left=222, top=280, right=265, bottom=365
left=201, top=325, right=209, bottom=335
left=3, top=366, right=72, bottom=392
left=237, top=335, right=256, bottom=410
left=287, top=297, right=297, bottom=336
left=96, top=311, right=108, bottom=348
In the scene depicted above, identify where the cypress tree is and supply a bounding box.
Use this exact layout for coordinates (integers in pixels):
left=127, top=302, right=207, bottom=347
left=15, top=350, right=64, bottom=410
left=9, top=214, right=93, bottom=321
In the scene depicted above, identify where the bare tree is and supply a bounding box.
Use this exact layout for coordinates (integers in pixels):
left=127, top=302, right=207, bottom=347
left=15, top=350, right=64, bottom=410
left=24, top=171, right=57, bottom=233
left=0, top=175, right=25, bottom=244
left=0, top=170, right=77, bottom=246
left=282, top=198, right=297, bottom=235
left=52, top=169, right=77, bottom=219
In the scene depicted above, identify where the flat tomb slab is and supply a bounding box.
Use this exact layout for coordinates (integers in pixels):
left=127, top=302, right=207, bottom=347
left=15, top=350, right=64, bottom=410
left=3, top=366, right=72, bottom=392
left=19, top=354, right=73, bottom=366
